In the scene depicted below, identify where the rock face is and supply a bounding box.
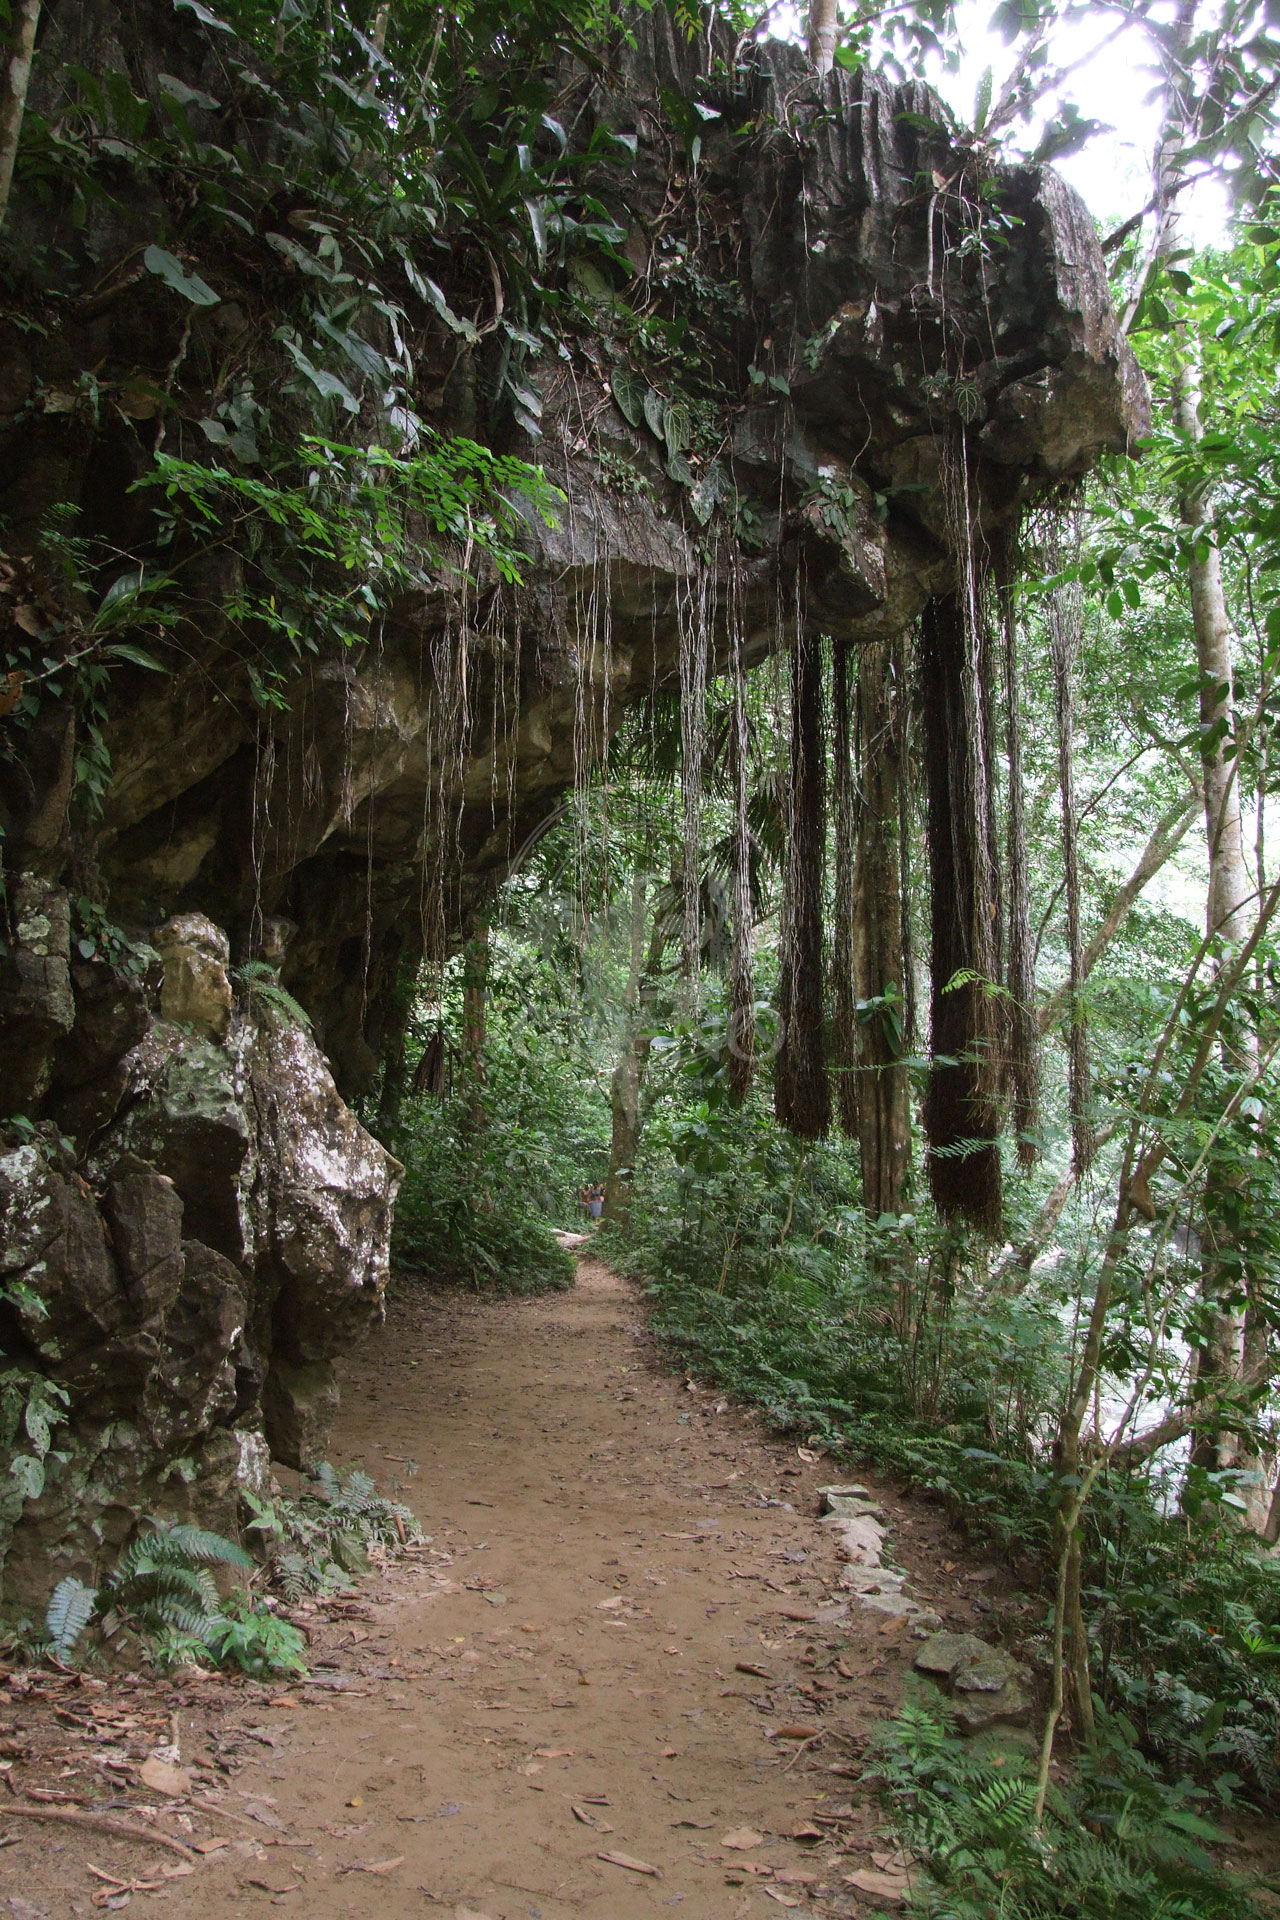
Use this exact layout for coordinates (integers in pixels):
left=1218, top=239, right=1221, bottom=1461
left=0, top=934, right=400, bottom=1607
left=0, top=3, right=1143, bottom=1599
left=914, top=1630, right=1034, bottom=1731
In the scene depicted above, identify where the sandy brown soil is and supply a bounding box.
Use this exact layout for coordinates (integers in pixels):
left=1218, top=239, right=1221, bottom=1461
left=1, top=1253, right=1021, bottom=1918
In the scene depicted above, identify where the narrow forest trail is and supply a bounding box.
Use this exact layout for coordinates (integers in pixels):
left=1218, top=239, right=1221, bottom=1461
left=7, top=1253, right=998, bottom=1918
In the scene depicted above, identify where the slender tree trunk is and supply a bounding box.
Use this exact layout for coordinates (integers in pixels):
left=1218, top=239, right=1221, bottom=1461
left=1135, top=0, right=1262, bottom=1505
left=0, top=0, right=40, bottom=232
left=603, top=884, right=666, bottom=1224
left=852, top=638, right=911, bottom=1217
left=460, top=919, right=488, bottom=1138
left=807, top=0, right=837, bottom=77
left=1175, top=314, right=1256, bottom=1491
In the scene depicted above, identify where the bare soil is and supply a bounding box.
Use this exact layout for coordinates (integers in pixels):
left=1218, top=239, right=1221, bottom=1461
left=0, top=1253, right=1062, bottom=1917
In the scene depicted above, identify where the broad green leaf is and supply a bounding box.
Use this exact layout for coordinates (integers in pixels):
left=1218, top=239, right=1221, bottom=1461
left=173, top=0, right=234, bottom=28
left=663, top=399, right=691, bottom=460
left=143, top=245, right=220, bottom=307
left=9, top=1453, right=45, bottom=1501
left=280, top=340, right=360, bottom=414
left=643, top=386, right=667, bottom=442
left=157, top=72, right=220, bottom=110
left=610, top=367, right=646, bottom=428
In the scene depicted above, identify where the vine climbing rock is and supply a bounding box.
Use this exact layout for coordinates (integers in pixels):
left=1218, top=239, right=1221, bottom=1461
left=0, top=916, right=401, bottom=1609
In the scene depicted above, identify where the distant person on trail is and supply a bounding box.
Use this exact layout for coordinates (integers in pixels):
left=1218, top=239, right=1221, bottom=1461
left=588, top=1183, right=604, bottom=1221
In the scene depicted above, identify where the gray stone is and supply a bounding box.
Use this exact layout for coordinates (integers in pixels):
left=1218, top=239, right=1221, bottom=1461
left=914, top=1631, right=992, bottom=1678
left=914, top=1632, right=1034, bottom=1731
left=263, top=1359, right=341, bottom=1471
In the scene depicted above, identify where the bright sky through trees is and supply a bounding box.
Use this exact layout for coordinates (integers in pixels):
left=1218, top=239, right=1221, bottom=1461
left=771, top=0, right=1233, bottom=241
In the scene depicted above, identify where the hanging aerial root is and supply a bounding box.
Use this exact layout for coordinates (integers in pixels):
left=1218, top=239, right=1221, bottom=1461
left=997, top=569, right=1040, bottom=1170
left=920, top=589, right=1003, bottom=1234
left=727, top=604, right=756, bottom=1105
left=774, top=617, right=831, bottom=1141
left=1044, top=503, right=1095, bottom=1176
left=831, top=639, right=860, bottom=1138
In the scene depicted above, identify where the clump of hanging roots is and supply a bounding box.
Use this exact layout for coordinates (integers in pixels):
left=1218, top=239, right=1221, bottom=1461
left=774, top=588, right=831, bottom=1140
left=920, top=424, right=1005, bottom=1233
left=726, top=554, right=756, bottom=1104
left=1041, top=499, right=1095, bottom=1176
left=830, top=637, right=860, bottom=1138
left=995, top=531, right=1040, bottom=1172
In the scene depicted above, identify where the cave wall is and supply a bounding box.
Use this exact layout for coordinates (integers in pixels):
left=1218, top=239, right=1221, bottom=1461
left=0, top=0, right=1144, bottom=1600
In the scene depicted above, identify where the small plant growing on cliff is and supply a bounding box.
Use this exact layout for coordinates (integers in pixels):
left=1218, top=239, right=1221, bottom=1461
left=45, top=1522, right=306, bottom=1675
left=234, top=960, right=313, bottom=1031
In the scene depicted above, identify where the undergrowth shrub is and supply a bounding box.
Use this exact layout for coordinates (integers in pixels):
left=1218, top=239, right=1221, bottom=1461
left=43, top=1522, right=306, bottom=1676
left=872, top=1693, right=1261, bottom=1920
left=611, top=1143, right=1280, bottom=1810
left=244, top=1460, right=425, bottom=1598
left=392, top=1100, right=574, bottom=1294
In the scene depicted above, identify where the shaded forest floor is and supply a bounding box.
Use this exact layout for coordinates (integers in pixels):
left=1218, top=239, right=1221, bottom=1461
left=5, top=1250, right=1276, bottom=1916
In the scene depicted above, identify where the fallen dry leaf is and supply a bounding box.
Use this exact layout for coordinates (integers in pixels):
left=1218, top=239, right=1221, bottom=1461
left=194, top=1839, right=231, bottom=1855
left=138, top=1756, right=192, bottom=1797
left=791, top=1822, right=823, bottom=1841
left=773, top=1724, right=822, bottom=1740
left=776, top=1868, right=819, bottom=1885
left=735, top=1662, right=771, bottom=1679
left=533, top=1747, right=574, bottom=1758
left=343, top=1856, right=404, bottom=1876
left=721, top=1827, right=765, bottom=1850
left=845, top=1867, right=911, bottom=1905
left=245, top=1878, right=300, bottom=1896
left=763, top=1891, right=801, bottom=1909
left=598, top=1849, right=661, bottom=1877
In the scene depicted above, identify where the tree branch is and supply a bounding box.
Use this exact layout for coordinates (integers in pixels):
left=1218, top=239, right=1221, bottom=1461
left=1038, top=787, right=1201, bottom=1035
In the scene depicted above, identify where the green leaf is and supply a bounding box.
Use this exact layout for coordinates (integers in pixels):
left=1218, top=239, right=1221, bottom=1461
left=524, top=196, right=548, bottom=269
left=689, top=460, right=729, bottom=526
left=663, top=399, right=690, bottom=461
left=973, top=64, right=993, bottom=134
left=279, top=339, right=360, bottom=414
left=143, top=245, right=220, bottom=307
left=610, top=367, right=646, bottom=428
left=9, top=1453, right=45, bottom=1501
left=156, top=72, right=221, bottom=111
left=643, top=386, right=667, bottom=442
left=108, top=643, right=168, bottom=672
left=173, top=0, right=234, bottom=28
left=264, top=231, right=340, bottom=281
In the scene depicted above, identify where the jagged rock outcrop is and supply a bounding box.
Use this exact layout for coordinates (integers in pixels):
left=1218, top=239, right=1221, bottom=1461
left=0, top=1, right=1144, bottom=1596
left=0, top=913, right=399, bottom=1604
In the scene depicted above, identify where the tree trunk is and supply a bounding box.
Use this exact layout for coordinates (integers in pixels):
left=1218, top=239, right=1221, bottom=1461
left=1174, top=289, right=1256, bottom=1493
left=460, top=919, right=488, bottom=1137
left=852, top=638, right=911, bottom=1217
left=603, top=880, right=666, bottom=1224
left=807, top=0, right=837, bottom=77
left=0, top=0, right=40, bottom=232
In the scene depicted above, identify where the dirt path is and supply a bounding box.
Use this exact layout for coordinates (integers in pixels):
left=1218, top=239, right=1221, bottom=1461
left=4, top=1254, right=986, bottom=1917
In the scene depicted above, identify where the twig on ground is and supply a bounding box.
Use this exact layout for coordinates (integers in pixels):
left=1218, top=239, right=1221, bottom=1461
left=0, top=1801, right=197, bottom=1856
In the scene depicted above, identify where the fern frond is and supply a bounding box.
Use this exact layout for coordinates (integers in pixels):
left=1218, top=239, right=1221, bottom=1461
left=45, top=1576, right=98, bottom=1653
left=143, top=1523, right=253, bottom=1569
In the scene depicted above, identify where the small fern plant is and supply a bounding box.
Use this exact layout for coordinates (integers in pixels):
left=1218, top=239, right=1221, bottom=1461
left=44, top=1521, right=297, bottom=1672
left=233, top=961, right=312, bottom=1031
